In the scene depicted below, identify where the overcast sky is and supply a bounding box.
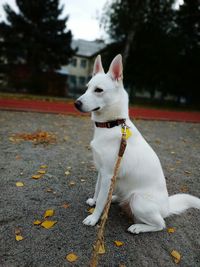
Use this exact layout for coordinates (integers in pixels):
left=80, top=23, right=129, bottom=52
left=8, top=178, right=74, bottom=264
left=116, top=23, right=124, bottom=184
left=0, top=0, right=184, bottom=41
left=0, top=0, right=108, bottom=40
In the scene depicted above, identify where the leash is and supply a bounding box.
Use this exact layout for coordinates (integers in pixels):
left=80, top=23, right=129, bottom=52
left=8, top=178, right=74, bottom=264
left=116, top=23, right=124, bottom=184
left=90, top=122, right=129, bottom=267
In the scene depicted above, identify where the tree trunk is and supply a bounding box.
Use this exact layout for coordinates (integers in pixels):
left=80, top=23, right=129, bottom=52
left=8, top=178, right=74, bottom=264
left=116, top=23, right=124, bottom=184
left=122, top=30, right=135, bottom=68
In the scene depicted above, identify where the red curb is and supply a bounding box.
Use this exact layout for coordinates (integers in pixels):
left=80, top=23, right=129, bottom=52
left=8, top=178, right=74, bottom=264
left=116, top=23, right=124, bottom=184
left=0, top=98, right=200, bottom=123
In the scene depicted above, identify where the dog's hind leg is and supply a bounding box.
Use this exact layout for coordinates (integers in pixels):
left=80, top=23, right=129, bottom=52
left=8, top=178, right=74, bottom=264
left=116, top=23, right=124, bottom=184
left=86, top=172, right=101, bottom=206
left=127, top=193, right=166, bottom=234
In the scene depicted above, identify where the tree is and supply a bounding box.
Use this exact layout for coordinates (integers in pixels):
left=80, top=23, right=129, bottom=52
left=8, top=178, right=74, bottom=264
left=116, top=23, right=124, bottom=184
left=101, top=0, right=200, bottom=105
left=173, top=0, right=200, bottom=103
left=0, top=0, right=75, bottom=93
left=101, top=0, right=176, bottom=100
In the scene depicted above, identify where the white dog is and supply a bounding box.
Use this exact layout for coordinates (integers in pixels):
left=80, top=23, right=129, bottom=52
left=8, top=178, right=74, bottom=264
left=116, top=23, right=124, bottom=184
left=74, top=54, right=200, bottom=234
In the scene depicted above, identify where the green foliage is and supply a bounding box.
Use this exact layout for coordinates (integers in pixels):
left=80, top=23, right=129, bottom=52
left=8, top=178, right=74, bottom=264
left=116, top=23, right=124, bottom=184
left=0, top=0, right=75, bottom=93
left=101, top=0, right=200, bottom=104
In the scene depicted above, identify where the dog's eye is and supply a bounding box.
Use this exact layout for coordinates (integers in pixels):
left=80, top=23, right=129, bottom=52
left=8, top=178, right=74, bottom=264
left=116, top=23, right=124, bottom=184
left=94, top=88, right=103, bottom=93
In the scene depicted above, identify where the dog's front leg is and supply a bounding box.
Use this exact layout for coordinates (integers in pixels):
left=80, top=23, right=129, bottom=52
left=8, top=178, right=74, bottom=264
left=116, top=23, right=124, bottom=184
left=86, top=172, right=101, bottom=207
left=83, top=173, right=111, bottom=226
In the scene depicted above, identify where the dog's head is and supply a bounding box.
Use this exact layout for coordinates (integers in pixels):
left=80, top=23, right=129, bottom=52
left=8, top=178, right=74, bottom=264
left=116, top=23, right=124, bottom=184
left=74, top=54, right=125, bottom=114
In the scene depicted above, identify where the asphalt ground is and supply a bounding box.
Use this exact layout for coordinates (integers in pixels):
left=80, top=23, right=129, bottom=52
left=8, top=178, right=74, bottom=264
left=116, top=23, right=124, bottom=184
left=0, top=110, right=200, bottom=267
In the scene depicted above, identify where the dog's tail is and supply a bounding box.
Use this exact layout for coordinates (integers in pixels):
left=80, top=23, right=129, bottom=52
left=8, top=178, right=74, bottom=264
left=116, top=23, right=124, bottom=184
left=167, top=194, right=200, bottom=217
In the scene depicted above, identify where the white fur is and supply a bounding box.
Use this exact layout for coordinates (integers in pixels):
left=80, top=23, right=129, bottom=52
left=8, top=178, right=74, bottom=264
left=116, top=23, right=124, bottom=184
left=76, top=54, right=200, bottom=234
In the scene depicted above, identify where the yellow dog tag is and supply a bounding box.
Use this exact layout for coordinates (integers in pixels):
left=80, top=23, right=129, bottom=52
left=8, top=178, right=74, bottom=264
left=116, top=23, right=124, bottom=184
left=121, top=127, right=132, bottom=140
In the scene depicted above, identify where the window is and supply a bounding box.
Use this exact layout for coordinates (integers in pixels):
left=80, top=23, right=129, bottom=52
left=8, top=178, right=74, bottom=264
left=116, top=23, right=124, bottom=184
left=71, top=58, right=77, bottom=67
left=80, top=59, right=87, bottom=68
left=79, top=76, right=85, bottom=86
left=69, top=75, right=77, bottom=86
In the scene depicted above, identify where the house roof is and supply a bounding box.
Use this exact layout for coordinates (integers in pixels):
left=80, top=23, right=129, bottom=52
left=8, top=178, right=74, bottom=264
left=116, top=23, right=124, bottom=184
left=72, top=39, right=106, bottom=57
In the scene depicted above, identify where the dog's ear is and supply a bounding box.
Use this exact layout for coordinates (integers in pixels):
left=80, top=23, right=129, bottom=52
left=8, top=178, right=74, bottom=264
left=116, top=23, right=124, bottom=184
left=93, top=55, right=104, bottom=76
left=108, top=54, right=123, bottom=81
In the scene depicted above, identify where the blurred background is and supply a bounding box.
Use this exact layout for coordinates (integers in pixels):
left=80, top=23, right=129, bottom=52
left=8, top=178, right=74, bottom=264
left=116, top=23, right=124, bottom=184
left=0, top=0, right=199, bottom=109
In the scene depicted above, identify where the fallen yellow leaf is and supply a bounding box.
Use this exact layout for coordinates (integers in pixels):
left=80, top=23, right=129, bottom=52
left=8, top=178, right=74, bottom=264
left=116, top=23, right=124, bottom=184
left=40, top=165, right=47, bottom=169
left=114, top=240, right=124, bottom=247
left=44, top=209, right=55, bottom=218
left=167, top=227, right=176, bottom=233
left=37, top=170, right=46, bottom=174
left=16, top=182, right=24, bottom=187
left=33, top=220, right=42, bottom=225
left=98, top=243, right=105, bottom=254
left=66, top=253, right=78, bottom=262
left=16, top=235, right=24, bottom=241
left=65, top=170, right=70, bottom=176
left=171, top=250, right=181, bottom=264
left=32, top=174, right=42, bottom=179
left=41, top=220, right=57, bottom=229
left=88, top=208, right=95, bottom=214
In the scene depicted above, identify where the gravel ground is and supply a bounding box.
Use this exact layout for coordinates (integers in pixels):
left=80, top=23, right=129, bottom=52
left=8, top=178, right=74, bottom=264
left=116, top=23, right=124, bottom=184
left=0, top=110, right=200, bottom=267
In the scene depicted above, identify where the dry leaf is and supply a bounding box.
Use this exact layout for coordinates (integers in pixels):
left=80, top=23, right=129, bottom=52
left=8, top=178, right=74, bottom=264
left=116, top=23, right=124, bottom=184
left=62, top=203, right=70, bottom=209
left=98, top=243, right=105, bottom=254
left=66, top=253, right=78, bottom=262
left=63, top=136, right=69, bottom=141
left=184, top=170, right=191, bottom=175
left=32, top=174, right=42, bottom=179
left=15, top=155, right=21, bottom=160
left=40, top=165, right=47, bottom=169
left=180, top=185, right=188, bottom=193
left=44, top=209, right=55, bottom=218
left=41, top=220, right=57, bottom=229
left=46, top=188, right=53, bottom=193
left=33, top=220, right=42, bottom=225
left=114, top=240, right=124, bottom=247
left=167, top=227, right=176, bottom=233
left=80, top=179, right=86, bottom=182
left=37, top=170, right=46, bottom=174
left=15, top=228, right=21, bottom=235
left=88, top=208, right=95, bottom=214
left=69, top=181, right=76, bottom=186
left=16, top=235, right=24, bottom=241
left=9, top=137, right=15, bottom=142
left=171, top=250, right=181, bottom=264
left=16, top=182, right=24, bottom=187
left=10, top=131, right=56, bottom=145
left=65, top=170, right=70, bottom=176
left=171, top=151, right=176, bottom=154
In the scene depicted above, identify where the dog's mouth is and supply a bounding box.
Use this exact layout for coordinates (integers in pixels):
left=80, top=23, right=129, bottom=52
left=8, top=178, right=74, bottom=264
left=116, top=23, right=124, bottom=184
left=92, top=107, right=100, bottom=112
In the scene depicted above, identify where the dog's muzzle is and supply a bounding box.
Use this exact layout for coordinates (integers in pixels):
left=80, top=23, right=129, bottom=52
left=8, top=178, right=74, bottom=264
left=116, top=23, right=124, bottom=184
left=74, top=100, right=83, bottom=111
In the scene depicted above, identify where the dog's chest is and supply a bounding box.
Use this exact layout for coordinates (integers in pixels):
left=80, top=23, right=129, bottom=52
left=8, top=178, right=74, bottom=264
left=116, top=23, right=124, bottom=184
left=90, top=130, right=120, bottom=170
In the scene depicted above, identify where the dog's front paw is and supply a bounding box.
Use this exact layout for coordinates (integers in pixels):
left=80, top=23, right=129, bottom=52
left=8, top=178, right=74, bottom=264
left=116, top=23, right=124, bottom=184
left=83, top=214, right=99, bottom=226
left=86, top=198, right=96, bottom=207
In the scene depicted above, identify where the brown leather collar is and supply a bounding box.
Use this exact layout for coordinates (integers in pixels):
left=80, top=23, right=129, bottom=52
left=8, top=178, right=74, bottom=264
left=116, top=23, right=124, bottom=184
left=95, top=119, right=126, bottom=128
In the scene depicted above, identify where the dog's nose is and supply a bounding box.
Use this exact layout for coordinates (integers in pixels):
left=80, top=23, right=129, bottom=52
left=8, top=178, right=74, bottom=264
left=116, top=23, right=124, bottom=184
left=74, top=100, right=82, bottom=111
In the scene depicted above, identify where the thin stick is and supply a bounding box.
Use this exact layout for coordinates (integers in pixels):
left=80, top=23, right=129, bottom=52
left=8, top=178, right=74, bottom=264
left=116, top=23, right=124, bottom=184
left=90, top=134, right=127, bottom=267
